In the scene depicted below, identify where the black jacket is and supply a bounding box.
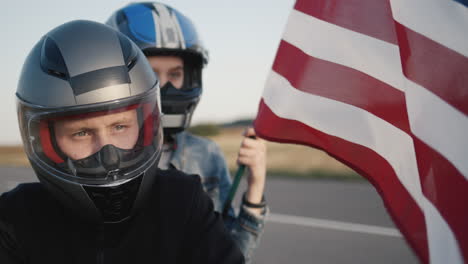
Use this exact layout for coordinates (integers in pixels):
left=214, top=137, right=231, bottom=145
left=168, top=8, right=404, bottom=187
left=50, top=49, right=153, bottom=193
left=0, top=169, right=244, bottom=264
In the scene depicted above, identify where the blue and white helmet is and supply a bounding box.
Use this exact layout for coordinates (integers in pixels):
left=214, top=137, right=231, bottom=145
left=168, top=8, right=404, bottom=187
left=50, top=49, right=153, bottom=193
left=107, top=2, right=209, bottom=134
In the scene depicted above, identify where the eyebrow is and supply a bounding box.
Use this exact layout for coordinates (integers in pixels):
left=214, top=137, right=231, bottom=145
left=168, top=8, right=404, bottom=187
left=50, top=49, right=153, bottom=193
left=169, top=66, right=184, bottom=71
left=57, top=125, right=91, bottom=137
left=59, top=116, right=135, bottom=132
left=108, top=118, right=135, bottom=127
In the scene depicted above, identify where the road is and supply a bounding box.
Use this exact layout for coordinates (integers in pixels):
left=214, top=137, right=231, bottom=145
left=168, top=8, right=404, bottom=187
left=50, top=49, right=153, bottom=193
left=0, top=167, right=419, bottom=263
left=242, top=177, right=419, bottom=263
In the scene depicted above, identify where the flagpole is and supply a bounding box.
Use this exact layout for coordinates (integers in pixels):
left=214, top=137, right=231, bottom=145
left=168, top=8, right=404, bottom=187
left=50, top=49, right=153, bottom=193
left=222, top=164, right=246, bottom=219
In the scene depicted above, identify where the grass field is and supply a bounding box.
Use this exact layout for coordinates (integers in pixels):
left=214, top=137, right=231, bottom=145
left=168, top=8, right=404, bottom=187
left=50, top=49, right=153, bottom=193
left=0, top=146, right=29, bottom=167
left=207, top=127, right=361, bottom=180
left=0, top=127, right=362, bottom=180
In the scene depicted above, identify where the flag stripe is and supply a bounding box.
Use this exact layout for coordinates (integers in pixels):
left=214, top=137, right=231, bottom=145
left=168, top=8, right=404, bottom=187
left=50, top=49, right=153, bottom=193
left=264, top=71, right=423, bottom=205
left=392, top=2, right=468, bottom=261
left=423, top=197, right=465, bottom=264
left=390, top=0, right=468, bottom=57
left=414, top=137, right=468, bottom=261
left=283, top=9, right=404, bottom=92
left=294, top=0, right=397, bottom=44
left=254, top=99, right=429, bottom=263
left=261, top=70, right=464, bottom=262
left=273, top=40, right=411, bottom=133
left=396, top=22, right=468, bottom=117
left=405, top=78, right=468, bottom=180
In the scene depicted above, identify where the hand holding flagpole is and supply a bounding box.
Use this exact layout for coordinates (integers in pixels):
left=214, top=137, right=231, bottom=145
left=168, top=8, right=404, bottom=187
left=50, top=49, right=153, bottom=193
left=222, top=127, right=267, bottom=218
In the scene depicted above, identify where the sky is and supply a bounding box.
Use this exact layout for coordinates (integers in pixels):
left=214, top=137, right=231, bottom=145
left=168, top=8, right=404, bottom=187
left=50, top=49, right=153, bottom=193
left=0, top=0, right=295, bottom=145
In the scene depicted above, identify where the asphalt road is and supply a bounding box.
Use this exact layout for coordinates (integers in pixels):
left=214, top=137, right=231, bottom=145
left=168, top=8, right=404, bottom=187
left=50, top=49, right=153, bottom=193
left=242, top=178, right=419, bottom=263
left=0, top=167, right=419, bottom=263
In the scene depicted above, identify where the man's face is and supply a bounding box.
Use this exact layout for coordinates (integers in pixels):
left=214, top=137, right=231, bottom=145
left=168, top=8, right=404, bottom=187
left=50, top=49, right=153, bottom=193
left=54, top=109, right=139, bottom=160
left=147, top=56, right=184, bottom=89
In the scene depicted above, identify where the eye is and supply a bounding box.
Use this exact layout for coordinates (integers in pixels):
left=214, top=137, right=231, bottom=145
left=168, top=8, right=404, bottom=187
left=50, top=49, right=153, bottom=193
left=169, top=71, right=182, bottom=80
left=73, top=130, right=89, bottom=137
left=114, top=124, right=126, bottom=131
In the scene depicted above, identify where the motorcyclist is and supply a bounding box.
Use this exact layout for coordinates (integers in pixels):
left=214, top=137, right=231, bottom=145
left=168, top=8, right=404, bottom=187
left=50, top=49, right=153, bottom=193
left=0, top=20, right=244, bottom=264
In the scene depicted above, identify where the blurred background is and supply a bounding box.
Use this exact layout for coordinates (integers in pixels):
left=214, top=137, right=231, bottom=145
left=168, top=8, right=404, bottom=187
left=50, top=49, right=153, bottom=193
left=1, top=0, right=294, bottom=145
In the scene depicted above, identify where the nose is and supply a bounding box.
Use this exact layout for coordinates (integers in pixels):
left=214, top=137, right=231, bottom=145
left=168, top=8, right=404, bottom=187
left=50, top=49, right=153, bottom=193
left=94, top=132, right=114, bottom=154
left=158, top=75, right=168, bottom=88
left=153, top=70, right=168, bottom=88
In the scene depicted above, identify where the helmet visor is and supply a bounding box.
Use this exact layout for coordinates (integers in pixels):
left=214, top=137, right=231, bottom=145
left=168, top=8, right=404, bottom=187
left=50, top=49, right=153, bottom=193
left=19, top=90, right=162, bottom=185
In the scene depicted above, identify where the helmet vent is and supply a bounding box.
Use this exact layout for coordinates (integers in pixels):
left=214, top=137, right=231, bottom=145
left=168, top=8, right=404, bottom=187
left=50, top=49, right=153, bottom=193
left=47, top=69, right=67, bottom=79
left=126, top=56, right=138, bottom=70
left=118, top=33, right=139, bottom=71
left=84, top=175, right=143, bottom=222
left=40, top=37, right=69, bottom=80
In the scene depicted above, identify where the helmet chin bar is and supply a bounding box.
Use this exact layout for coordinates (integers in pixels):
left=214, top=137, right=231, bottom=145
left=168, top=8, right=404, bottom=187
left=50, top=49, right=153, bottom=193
left=59, top=144, right=149, bottom=181
left=160, top=81, right=200, bottom=135
left=161, top=111, right=195, bottom=136
left=162, top=114, right=189, bottom=129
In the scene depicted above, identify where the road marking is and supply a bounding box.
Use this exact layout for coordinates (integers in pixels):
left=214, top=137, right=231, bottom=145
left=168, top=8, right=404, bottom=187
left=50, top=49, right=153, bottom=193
left=268, top=213, right=402, bottom=237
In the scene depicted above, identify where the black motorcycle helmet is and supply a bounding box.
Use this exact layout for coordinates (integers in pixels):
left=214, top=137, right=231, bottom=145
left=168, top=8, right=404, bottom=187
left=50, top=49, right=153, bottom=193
left=107, top=2, right=209, bottom=135
left=16, top=20, right=163, bottom=224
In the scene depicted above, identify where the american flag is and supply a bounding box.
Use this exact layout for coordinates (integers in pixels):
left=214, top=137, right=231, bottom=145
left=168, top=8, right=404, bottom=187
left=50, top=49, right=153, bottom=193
left=254, top=0, right=468, bottom=263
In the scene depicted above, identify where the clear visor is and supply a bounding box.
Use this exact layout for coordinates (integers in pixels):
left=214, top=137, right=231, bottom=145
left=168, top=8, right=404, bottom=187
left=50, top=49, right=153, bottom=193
left=20, top=93, right=162, bottom=185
